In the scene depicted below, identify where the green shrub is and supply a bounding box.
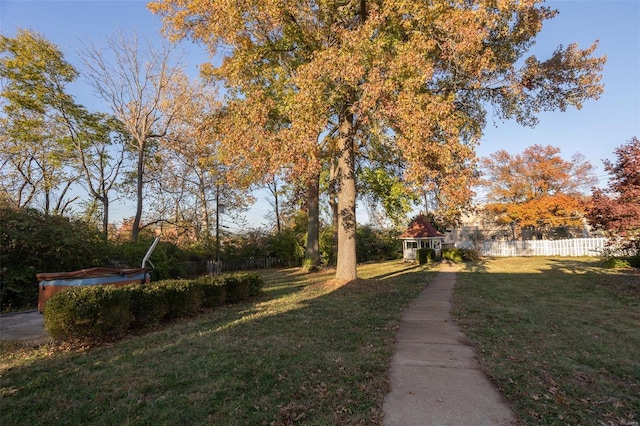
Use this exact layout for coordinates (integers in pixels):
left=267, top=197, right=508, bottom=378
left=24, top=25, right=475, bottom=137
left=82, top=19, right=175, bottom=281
left=625, top=255, right=640, bottom=268
left=442, top=248, right=464, bottom=263
left=153, top=279, right=204, bottom=319
left=460, top=248, right=481, bottom=261
left=223, top=275, right=250, bottom=303
left=111, top=240, right=187, bottom=281
left=266, top=228, right=305, bottom=266
left=1, top=206, right=111, bottom=312
left=603, top=257, right=632, bottom=269
left=356, top=225, right=403, bottom=262
left=42, top=273, right=263, bottom=342
left=191, top=275, right=227, bottom=308
left=243, top=273, right=264, bottom=297
left=302, top=258, right=320, bottom=273
left=127, top=284, right=168, bottom=328
left=44, top=285, right=131, bottom=341
left=417, top=248, right=436, bottom=265
left=220, top=273, right=264, bottom=303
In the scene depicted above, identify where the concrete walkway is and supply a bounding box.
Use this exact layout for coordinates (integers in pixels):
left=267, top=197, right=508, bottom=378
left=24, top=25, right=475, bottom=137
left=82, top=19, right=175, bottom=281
left=383, top=263, right=516, bottom=425
left=0, top=310, right=50, bottom=345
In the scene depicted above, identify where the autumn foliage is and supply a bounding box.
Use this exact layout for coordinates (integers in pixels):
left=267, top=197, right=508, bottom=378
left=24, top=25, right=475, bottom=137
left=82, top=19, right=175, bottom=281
left=149, top=0, right=605, bottom=279
left=480, top=144, right=596, bottom=239
left=586, top=137, right=640, bottom=251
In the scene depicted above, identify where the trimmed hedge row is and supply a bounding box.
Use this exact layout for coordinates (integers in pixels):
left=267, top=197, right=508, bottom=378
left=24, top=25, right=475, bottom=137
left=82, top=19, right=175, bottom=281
left=43, top=273, right=263, bottom=342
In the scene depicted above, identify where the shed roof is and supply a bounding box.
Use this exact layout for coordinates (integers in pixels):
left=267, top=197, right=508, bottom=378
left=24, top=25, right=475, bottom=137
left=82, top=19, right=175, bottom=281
left=399, top=215, right=445, bottom=239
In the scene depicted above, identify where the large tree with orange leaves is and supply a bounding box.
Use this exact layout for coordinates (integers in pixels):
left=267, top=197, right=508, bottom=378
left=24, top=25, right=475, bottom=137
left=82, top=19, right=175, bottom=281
left=149, top=0, right=604, bottom=280
left=480, top=144, right=597, bottom=239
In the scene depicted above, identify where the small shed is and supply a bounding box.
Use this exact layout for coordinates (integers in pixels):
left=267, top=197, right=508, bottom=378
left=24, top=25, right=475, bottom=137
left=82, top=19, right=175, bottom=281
left=399, top=215, right=445, bottom=261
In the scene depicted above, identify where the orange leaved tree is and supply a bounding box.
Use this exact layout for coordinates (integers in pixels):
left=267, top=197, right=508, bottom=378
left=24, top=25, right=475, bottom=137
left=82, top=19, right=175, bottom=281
left=149, top=0, right=604, bottom=280
left=480, top=144, right=597, bottom=239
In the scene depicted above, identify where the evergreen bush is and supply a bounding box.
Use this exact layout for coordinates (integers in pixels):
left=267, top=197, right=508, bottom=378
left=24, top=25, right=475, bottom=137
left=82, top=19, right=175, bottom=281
left=192, top=275, right=227, bottom=308
left=1, top=206, right=111, bottom=312
left=44, top=285, right=131, bottom=341
left=243, top=273, right=264, bottom=297
left=43, top=273, right=264, bottom=342
left=223, top=275, right=250, bottom=303
left=460, top=248, right=481, bottom=261
left=153, top=279, right=204, bottom=319
left=442, top=248, right=464, bottom=263
left=417, top=248, right=436, bottom=264
left=127, top=284, right=169, bottom=328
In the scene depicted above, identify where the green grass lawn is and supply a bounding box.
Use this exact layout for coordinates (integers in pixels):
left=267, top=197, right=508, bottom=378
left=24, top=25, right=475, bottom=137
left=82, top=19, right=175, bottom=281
left=3, top=257, right=638, bottom=425
left=453, top=257, right=640, bottom=425
left=1, top=261, right=436, bottom=425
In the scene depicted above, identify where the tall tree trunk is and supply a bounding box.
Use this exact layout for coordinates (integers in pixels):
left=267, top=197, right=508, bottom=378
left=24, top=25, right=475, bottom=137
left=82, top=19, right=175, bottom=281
left=44, top=190, right=50, bottom=216
left=102, top=196, right=109, bottom=238
left=273, top=180, right=281, bottom=234
left=215, top=183, right=221, bottom=263
left=335, top=114, right=357, bottom=281
left=131, top=146, right=144, bottom=241
left=306, top=173, right=320, bottom=264
left=329, top=160, right=339, bottom=265
left=197, top=171, right=213, bottom=252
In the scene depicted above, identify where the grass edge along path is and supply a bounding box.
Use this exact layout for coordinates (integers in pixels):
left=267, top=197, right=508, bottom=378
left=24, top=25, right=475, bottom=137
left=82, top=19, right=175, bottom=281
left=1, top=260, right=436, bottom=425
left=453, top=257, right=640, bottom=426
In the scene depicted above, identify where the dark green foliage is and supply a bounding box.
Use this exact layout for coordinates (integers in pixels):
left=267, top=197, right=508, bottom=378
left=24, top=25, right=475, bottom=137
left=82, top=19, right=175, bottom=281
left=356, top=225, right=403, bottom=262
left=442, top=248, right=481, bottom=262
left=127, top=284, right=169, bottom=328
left=603, top=257, right=631, bottom=269
left=219, top=227, right=305, bottom=267
left=442, top=248, right=464, bottom=263
left=301, top=258, right=320, bottom=273
left=110, top=239, right=187, bottom=280
left=191, top=275, right=227, bottom=308
left=153, top=279, right=204, bottom=319
left=603, top=255, right=640, bottom=269
left=42, top=273, right=263, bottom=342
left=460, top=248, right=481, bottom=261
left=0, top=206, right=111, bottom=312
left=319, top=226, right=337, bottom=265
left=222, top=273, right=264, bottom=302
left=266, top=229, right=305, bottom=265
left=243, top=273, right=263, bottom=297
left=417, top=248, right=436, bottom=264
left=44, top=285, right=132, bottom=341
left=223, top=275, right=249, bottom=303
left=211, top=223, right=401, bottom=269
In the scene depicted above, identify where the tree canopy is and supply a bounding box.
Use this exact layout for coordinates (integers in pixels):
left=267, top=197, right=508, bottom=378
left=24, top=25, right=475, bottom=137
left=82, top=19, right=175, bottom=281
left=150, top=0, right=605, bottom=279
left=79, top=30, right=191, bottom=241
left=0, top=29, right=83, bottom=215
left=479, top=144, right=596, bottom=239
left=586, top=137, right=640, bottom=251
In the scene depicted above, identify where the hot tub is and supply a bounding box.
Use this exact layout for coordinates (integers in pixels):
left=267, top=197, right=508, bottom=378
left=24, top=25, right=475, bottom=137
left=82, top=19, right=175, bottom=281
left=36, top=267, right=149, bottom=313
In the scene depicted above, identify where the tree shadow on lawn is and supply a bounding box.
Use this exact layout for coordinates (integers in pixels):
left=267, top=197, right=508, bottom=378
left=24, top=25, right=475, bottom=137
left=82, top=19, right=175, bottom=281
left=365, top=261, right=426, bottom=281
left=458, top=258, right=491, bottom=274
left=452, top=257, right=640, bottom=425
left=1, top=263, right=435, bottom=425
left=544, top=257, right=640, bottom=298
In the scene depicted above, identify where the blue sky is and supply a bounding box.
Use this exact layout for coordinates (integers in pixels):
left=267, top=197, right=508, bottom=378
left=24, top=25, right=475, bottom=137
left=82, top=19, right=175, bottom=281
left=2, top=0, right=639, bottom=226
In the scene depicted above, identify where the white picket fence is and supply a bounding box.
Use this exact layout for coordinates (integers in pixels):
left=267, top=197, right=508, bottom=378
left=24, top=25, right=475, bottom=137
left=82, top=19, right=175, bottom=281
left=457, top=238, right=607, bottom=257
